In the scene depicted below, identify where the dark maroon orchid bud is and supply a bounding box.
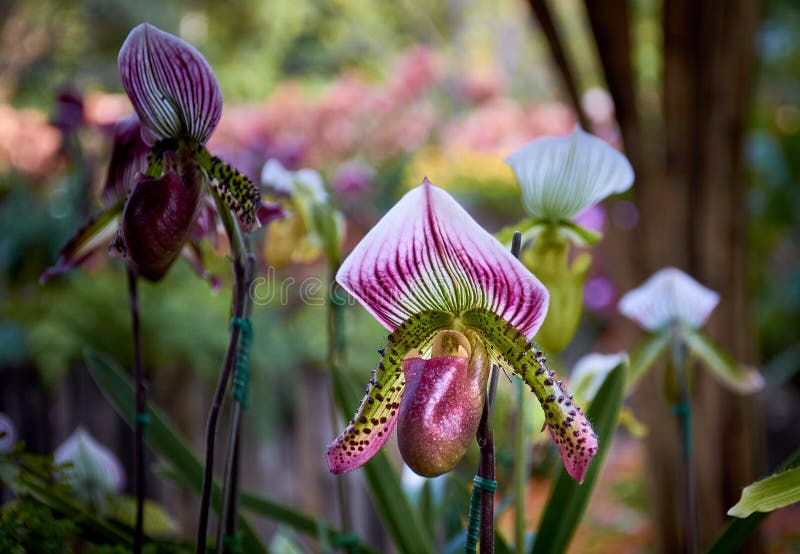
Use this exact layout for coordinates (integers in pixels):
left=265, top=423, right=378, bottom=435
left=397, top=331, right=490, bottom=477
left=101, top=114, right=149, bottom=208
left=120, top=151, right=203, bottom=281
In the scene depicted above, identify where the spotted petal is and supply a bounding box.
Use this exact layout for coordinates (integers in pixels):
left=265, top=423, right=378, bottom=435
left=462, top=308, right=598, bottom=483
left=618, top=267, right=720, bottom=331
left=327, top=311, right=451, bottom=473
left=506, top=127, right=634, bottom=220
left=118, top=23, right=222, bottom=145
left=336, top=178, right=549, bottom=339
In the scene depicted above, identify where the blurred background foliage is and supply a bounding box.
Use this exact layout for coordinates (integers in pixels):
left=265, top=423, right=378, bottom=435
left=0, top=0, right=798, bottom=550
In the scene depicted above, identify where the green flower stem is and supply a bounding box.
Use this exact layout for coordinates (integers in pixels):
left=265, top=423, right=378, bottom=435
left=670, top=322, right=698, bottom=554
left=127, top=268, right=146, bottom=554
left=197, top=188, right=248, bottom=554
left=327, top=259, right=352, bottom=546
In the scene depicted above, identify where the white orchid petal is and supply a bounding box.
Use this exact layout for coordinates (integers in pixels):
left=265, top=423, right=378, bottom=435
left=506, top=126, right=634, bottom=220
left=618, top=267, right=720, bottom=331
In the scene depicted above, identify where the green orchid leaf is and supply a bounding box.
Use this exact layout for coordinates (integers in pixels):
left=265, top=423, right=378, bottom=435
left=707, top=449, right=800, bottom=554
left=727, top=466, right=800, bottom=518
left=682, top=328, right=764, bottom=393
left=627, top=331, right=670, bottom=388
left=84, top=348, right=374, bottom=553
left=530, top=361, right=626, bottom=554
left=331, top=367, right=436, bottom=554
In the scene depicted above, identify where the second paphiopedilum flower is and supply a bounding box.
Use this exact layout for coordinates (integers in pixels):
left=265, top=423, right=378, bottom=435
left=327, top=179, right=597, bottom=482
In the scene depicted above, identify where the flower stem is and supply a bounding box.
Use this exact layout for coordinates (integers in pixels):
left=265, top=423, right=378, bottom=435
left=127, top=267, right=146, bottom=554
left=327, top=261, right=352, bottom=544
left=670, top=322, right=698, bottom=554
left=217, top=244, right=255, bottom=554
left=476, top=362, right=499, bottom=554
left=196, top=190, right=248, bottom=554
left=472, top=232, right=522, bottom=554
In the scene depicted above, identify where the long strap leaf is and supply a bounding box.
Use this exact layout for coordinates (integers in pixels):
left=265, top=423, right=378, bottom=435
left=530, top=361, right=626, bottom=554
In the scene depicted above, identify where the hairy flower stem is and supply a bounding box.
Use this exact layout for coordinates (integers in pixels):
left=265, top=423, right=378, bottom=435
left=477, top=363, right=499, bottom=553
left=327, top=261, right=352, bottom=544
left=217, top=244, right=256, bottom=554
left=127, top=268, right=146, bottom=554
left=475, top=232, right=522, bottom=553
left=196, top=190, right=248, bottom=554
left=670, top=322, right=698, bottom=554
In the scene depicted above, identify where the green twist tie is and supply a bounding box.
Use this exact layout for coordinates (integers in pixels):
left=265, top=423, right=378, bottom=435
left=465, top=476, right=497, bottom=553
left=222, top=533, right=242, bottom=554
left=672, top=402, right=690, bottom=416
left=134, top=412, right=150, bottom=425
left=332, top=532, right=361, bottom=552
left=230, top=317, right=253, bottom=408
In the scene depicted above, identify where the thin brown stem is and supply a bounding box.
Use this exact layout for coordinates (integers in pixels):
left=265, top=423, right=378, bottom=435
left=127, top=268, right=145, bottom=554
left=196, top=190, right=248, bottom=554
left=218, top=247, right=256, bottom=553
left=474, top=232, right=522, bottom=553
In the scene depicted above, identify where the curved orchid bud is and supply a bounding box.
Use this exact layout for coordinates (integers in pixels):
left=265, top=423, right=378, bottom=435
left=506, top=126, right=634, bottom=221
left=118, top=23, right=222, bottom=146
left=101, top=114, right=149, bottom=208
left=54, top=428, right=125, bottom=498
left=618, top=267, right=720, bottom=331
left=119, top=151, right=203, bottom=281
left=328, top=179, right=597, bottom=483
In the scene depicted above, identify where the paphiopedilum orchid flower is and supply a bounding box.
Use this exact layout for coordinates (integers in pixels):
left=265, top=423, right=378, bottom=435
left=619, top=267, right=763, bottom=393
left=54, top=428, right=125, bottom=503
left=118, top=22, right=263, bottom=232
left=43, top=25, right=286, bottom=284
left=501, top=127, right=634, bottom=353
left=327, top=179, right=597, bottom=482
